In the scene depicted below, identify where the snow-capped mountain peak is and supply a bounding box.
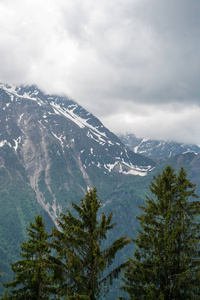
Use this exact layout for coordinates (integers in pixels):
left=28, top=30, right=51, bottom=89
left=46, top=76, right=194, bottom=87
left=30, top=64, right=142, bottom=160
left=0, top=83, right=155, bottom=177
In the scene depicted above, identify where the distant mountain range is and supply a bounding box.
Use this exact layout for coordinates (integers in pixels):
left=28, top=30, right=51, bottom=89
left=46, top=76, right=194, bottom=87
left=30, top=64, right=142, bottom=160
left=118, top=132, right=200, bottom=159
left=0, top=83, right=200, bottom=298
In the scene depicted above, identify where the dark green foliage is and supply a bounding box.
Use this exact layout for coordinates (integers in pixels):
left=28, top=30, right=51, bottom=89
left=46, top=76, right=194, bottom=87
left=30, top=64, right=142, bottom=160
left=3, top=215, right=53, bottom=299
left=121, top=166, right=200, bottom=300
left=50, top=188, right=131, bottom=299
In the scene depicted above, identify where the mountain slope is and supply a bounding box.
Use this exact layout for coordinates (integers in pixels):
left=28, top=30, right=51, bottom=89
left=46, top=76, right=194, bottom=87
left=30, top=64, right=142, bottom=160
left=0, top=142, right=54, bottom=288
left=0, top=84, right=156, bottom=224
left=118, top=132, right=200, bottom=159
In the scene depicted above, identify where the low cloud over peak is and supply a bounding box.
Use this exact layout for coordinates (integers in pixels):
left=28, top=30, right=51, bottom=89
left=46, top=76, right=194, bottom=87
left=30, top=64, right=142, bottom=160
left=0, top=0, right=199, bottom=144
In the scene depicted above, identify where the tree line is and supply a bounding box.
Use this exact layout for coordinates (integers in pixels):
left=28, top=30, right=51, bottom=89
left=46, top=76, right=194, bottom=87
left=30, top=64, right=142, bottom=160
left=1, top=166, right=200, bottom=299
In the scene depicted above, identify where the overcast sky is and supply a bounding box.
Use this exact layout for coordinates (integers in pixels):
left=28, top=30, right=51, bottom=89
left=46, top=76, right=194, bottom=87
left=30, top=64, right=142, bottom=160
left=0, top=0, right=200, bottom=145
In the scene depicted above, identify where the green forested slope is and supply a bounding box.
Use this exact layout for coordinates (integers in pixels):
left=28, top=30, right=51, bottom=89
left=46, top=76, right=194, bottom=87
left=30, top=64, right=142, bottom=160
left=0, top=146, right=54, bottom=294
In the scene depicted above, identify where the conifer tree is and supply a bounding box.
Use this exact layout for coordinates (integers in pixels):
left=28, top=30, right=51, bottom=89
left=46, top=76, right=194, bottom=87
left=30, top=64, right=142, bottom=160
left=50, top=188, right=131, bottom=299
left=3, top=215, right=52, bottom=299
left=121, top=166, right=200, bottom=300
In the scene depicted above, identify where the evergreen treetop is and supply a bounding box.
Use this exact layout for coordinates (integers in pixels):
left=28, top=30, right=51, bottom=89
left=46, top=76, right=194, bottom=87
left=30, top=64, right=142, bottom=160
left=50, top=187, right=131, bottom=299
left=3, top=215, right=52, bottom=300
left=121, top=166, right=200, bottom=300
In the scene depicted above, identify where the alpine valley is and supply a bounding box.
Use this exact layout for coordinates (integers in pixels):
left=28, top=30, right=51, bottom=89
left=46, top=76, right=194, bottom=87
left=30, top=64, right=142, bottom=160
left=0, top=83, right=200, bottom=298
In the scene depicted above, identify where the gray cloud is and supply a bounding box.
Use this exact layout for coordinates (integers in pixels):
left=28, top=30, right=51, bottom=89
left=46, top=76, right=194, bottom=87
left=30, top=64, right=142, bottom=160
left=0, top=0, right=199, bottom=144
left=101, top=102, right=200, bottom=145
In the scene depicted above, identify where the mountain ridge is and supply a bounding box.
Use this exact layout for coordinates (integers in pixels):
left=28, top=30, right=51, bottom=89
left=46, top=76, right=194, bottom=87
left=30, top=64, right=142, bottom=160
left=118, top=132, right=200, bottom=159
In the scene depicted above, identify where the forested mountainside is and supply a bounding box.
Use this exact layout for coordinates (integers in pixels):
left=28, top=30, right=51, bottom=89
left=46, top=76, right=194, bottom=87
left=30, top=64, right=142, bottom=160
left=118, top=132, right=200, bottom=159
left=0, top=83, right=200, bottom=298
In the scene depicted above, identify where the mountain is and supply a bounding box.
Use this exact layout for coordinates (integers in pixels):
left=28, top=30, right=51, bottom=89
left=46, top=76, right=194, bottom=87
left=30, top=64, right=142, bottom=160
left=0, top=84, right=155, bottom=222
left=0, top=83, right=156, bottom=296
left=118, top=132, right=200, bottom=159
left=1, top=83, right=200, bottom=298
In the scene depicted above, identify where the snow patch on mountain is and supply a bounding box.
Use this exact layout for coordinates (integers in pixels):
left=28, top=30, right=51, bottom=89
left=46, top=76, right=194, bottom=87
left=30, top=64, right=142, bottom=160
left=13, top=137, right=21, bottom=151
left=182, top=150, right=198, bottom=155
left=0, top=140, right=11, bottom=148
